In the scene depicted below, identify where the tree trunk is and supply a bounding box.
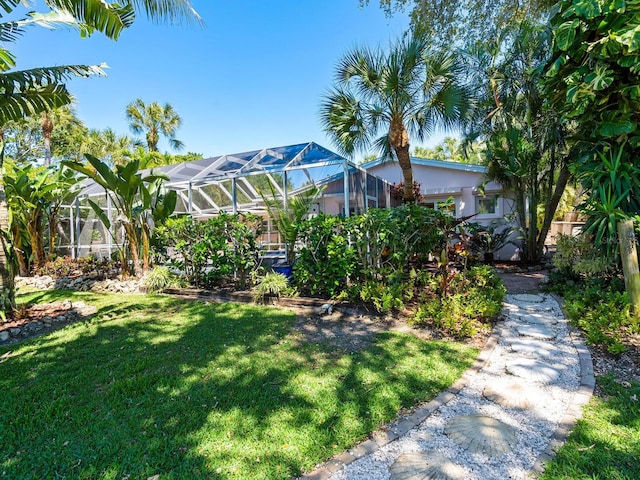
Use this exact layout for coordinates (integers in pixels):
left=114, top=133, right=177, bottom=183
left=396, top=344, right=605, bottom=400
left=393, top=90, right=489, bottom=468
left=389, top=119, right=414, bottom=202
left=11, top=221, right=28, bottom=276
left=536, top=163, right=570, bottom=260
left=48, top=212, right=57, bottom=259
left=123, top=223, right=142, bottom=277
left=27, top=212, right=46, bottom=270
left=141, top=223, right=151, bottom=273
left=0, top=173, right=15, bottom=318
left=618, top=220, right=640, bottom=318
left=41, top=112, right=53, bottom=166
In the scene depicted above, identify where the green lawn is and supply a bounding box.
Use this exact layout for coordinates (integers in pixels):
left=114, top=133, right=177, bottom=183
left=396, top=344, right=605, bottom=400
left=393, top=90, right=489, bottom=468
left=541, top=375, right=640, bottom=480
left=0, top=291, right=477, bottom=479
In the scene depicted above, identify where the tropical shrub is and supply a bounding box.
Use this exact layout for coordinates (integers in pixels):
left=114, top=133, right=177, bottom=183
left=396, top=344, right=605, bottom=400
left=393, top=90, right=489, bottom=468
left=294, top=214, right=359, bottom=297
left=348, top=205, right=445, bottom=279
left=63, top=155, right=177, bottom=277
left=34, top=256, right=114, bottom=278
left=152, top=213, right=262, bottom=289
left=468, top=220, right=519, bottom=264
left=563, top=284, right=637, bottom=354
left=412, top=266, right=505, bottom=337
left=358, top=280, right=409, bottom=314
left=553, top=233, right=615, bottom=279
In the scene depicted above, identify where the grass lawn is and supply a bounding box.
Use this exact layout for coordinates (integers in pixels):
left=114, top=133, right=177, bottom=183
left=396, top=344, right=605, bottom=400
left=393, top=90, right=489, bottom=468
left=540, top=375, right=640, bottom=480
left=0, top=291, right=478, bottom=479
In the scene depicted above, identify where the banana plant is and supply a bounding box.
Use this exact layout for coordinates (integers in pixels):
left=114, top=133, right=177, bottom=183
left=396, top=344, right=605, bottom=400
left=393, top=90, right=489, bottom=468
left=3, top=161, right=77, bottom=271
left=63, top=155, right=176, bottom=277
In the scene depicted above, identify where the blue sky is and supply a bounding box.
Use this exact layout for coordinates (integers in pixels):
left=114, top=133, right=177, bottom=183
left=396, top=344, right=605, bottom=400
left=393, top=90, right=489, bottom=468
left=13, top=1, right=449, bottom=160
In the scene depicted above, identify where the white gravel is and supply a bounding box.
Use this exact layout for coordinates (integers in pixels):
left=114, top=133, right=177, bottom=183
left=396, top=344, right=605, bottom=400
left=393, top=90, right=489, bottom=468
left=328, top=293, right=581, bottom=480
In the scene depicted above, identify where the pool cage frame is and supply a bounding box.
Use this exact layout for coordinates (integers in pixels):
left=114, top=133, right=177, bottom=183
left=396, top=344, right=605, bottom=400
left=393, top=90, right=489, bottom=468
left=57, top=142, right=396, bottom=261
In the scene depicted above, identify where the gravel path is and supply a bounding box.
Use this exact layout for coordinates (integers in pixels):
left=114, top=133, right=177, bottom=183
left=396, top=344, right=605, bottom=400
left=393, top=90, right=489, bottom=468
left=301, top=292, right=593, bottom=480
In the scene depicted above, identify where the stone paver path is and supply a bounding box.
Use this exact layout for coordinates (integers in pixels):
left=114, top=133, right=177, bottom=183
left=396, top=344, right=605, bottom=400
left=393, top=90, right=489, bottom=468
left=300, top=292, right=595, bottom=480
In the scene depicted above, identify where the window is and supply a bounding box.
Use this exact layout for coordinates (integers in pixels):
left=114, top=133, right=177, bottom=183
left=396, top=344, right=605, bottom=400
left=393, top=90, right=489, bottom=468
left=476, top=196, right=498, bottom=216
left=423, top=199, right=457, bottom=216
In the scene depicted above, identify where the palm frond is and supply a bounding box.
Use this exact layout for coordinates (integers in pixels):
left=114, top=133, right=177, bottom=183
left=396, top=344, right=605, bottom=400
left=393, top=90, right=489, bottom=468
left=0, top=64, right=105, bottom=125
left=0, top=64, right=106, bottom=92
left=128, top=0, right=201, bottom=25
left=0, top=47, right=16, bottom=72
left=0, top=83, right=73, bottom=126
left=26, top=10, right=93, bottom=37
left=319, top=88, right=374, bottom=157
left=0, top=20, right=25, bottom=43
left=0, top=0, right=20, bottom=15
left=43, top=0, right=134, bottom=39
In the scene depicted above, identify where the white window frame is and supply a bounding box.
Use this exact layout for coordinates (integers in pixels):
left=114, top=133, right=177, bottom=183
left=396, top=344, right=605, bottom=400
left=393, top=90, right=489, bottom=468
left=474, top=195, right=500, bottom=219
left=423, top=198, right=458, bottom=217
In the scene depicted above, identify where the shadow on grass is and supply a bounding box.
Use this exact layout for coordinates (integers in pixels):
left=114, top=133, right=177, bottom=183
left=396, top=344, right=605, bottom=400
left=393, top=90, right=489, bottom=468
left=1, top=291, right=476, bottom=479
left=541, top=375, right=640, bottom=480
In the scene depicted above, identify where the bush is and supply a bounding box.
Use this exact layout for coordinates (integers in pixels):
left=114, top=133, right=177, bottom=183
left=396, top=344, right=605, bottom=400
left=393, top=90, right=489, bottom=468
left=152, top=213, right=262, bottom=289
left=553, top=233, right=615, bottom=279
left=348, top=205, right=445, bottom=280
left=34, top=256, right=114, bottom=278
left=562, top=282, right=638, bottom=354
left=142, top=266, right=181, bottom=293
left=294, top=215, right=359, bottom=297
left=411, top=266, right=505, bottom=338
left=358, top=280, right=409, bottom=313
left=253, top=272, right=294, bottom=303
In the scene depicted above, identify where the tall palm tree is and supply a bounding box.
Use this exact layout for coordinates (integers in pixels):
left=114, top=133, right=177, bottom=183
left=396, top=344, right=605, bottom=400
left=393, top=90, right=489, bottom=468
left=126, top=99, right=184, bottom=152
left=0, top=0, right=199, bottom=318
left=320, top=32, right=470, bottom=202
left=39, top=105, right=81, bottom=165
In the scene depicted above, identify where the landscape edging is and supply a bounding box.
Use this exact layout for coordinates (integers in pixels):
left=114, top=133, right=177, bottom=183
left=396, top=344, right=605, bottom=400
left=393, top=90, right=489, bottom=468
left=529, top=292, right=595, bottom=476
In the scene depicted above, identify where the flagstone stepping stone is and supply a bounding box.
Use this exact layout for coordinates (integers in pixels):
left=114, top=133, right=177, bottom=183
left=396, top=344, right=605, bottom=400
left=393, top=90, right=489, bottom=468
left=509, top=338, right=556, bottom=357
left=506, top=359, right=561, bottom=384
left=517, top=324, right=556, bottom=340
left=482, top=379, right=545, bottom=409
left=444, top=415, right=517, bottom=457
left=524, top=305, right=554, bottom=312
left=518, top=312, right=558, bottom=325
left=389, top=452, right=467, bottom=480
left=511, top=293, right=545, bottom=303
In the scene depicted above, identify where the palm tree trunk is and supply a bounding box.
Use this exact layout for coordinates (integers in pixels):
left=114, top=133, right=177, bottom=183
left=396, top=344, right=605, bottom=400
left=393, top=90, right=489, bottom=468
left=41, top=112, right=53, bottom=166
left=389, top=120, right=414, bottom=202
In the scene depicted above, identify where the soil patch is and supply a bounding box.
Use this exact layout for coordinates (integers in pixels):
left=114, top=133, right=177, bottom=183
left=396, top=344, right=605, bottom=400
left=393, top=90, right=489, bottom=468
left=0, top=301, right=97, bottom=346
left=289, top=304, right=491, bottom=353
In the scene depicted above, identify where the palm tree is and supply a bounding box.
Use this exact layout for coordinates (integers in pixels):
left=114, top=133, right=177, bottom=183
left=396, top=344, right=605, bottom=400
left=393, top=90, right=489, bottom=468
left=126, top=99, right=184, bottom=152
left=465, top=22, right=570, bottom=262
left=39, top=105, right=82, bottom=165
left=0, top=0, right=200, bottom=318
left=82, top=128, right=141, bottom=166
left=320, top=32, right=470, bottom=202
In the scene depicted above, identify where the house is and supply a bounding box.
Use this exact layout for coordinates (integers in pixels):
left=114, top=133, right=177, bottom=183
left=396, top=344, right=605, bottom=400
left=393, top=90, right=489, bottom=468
left=361, top=157, right=520, bottom=260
